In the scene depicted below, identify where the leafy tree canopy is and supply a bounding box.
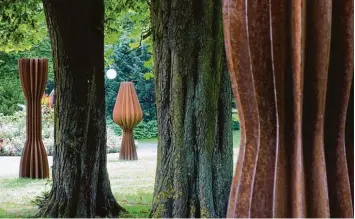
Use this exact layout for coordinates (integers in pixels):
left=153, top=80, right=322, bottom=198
left=0, top=0, right=47, bottom=52
left=0, top=0, right=151, bottom=54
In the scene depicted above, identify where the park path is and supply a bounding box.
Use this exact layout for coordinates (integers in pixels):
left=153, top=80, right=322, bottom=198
left=0, top=143, right=239, bottom=178
left=0, top=143, right=158, bottom=178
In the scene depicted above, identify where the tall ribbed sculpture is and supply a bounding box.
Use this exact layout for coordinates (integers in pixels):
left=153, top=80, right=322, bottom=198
left=113, top=82, right=143, bottom=160
left=18, top=58, right=49, bottom=179
left=223, top=0, right=353, bottom=218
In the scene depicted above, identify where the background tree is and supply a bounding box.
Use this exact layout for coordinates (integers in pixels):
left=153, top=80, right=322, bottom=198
left=105, top=37, right=155, bottom=122
left=0, top=0, right=47, bottom=52
left=150, top=0, right=233, bottom=217
left=37, top=0, right=124, bottom=217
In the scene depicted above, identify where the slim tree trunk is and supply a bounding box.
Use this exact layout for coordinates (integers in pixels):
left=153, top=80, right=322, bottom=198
left=39, top=0, right=124, bottom=217
left=150, top=0, right=233, bottom=217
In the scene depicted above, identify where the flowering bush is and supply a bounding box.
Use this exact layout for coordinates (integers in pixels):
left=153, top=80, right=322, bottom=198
left=0, top=106, right=127, bottom=156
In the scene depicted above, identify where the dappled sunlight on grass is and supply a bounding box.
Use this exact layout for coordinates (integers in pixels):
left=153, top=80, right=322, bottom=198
left=0, top=137, right=240, bottom=218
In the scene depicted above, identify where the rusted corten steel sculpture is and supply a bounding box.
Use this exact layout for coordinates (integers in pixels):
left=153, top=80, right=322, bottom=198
left=18, top=58, right=49, bottom=179
left=223, top=0, right=353, bottom=218
left=113, top=82, right=143, bottom=160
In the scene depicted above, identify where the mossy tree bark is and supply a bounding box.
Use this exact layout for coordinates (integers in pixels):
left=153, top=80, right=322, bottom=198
left=150, top=0, right=233, bottom=217
left=39, top=0, right=124, bottom=217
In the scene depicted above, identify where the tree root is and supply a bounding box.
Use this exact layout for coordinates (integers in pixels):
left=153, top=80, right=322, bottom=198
left=35, top=191, right=127, bottom=218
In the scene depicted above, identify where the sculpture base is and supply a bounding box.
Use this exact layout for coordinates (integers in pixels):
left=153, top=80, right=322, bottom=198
left=19, top=140, right=49, bottom=179
left=119, top=130, right=138, bottom=160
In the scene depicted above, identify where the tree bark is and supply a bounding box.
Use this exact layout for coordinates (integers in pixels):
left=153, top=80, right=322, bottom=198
left=39, top=0, right=124, bottom=217
left=150, top=0, right=233, bottom=217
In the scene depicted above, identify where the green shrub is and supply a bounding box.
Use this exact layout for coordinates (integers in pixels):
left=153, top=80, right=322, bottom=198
left=134, top=120, right=158, bottom=139
left=0, top=77, right=25, bottom=116
left=107, top=119, right=158, bottom=140
left=232, top=120, right=240, bottom=130
left=232, top=111, right=240, bottom=130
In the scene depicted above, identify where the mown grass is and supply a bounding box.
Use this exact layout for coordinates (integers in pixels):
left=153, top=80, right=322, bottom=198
left=0, top=151, right=157, bottom=218
left=0, top=188, right=152, bottom=218
left=233, top=130, right=241, bottom=148
left=0, top=131, right=240, bottom=218
left=116, top=192, right=152, bottom=218
left=0, top=191, right=152, bottom=218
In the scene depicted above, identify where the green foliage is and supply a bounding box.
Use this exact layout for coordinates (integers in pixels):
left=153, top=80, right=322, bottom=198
left=0, top=77, right=24, bottom=115
left=0, top=0, right=47, bottom=52
left=104, top=1, right=152, bottom=69
left=134, top=120, right=158, bottom=139
left=1, top=0, right=151, bottom=55
left=105, top=0, right=151, bottom=44
left=232, top=111, right=240, bottom=130
left=0, top=39, right=54, bottom=116
left=107, top=119, right=158, bottom=140
left=0, top=39, right=54, bottom=81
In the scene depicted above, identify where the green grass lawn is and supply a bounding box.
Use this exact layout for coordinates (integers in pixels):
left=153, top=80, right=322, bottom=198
left=0, top=152, right=157, bottom=218
left=0, top=130, right=240, bottom=218
left=233, top=130, right=241, bottom=148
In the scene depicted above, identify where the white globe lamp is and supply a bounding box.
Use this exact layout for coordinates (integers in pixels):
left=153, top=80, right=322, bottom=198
left=106, top=69, right=117, bottom=79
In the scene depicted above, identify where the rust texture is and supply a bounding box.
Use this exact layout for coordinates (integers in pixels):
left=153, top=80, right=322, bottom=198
left=223, top=0, right=353, bottom=217
left=113, top=82, right=143, bottom=160
left=18, top=58, right=49, bottom=179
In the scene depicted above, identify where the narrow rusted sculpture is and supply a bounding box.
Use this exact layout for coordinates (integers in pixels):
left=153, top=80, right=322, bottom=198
left=18, top=58, right=49, bottom=179
left=223, top=0, right=353, bottom=218
left=113, top=82, right=143, bottom=160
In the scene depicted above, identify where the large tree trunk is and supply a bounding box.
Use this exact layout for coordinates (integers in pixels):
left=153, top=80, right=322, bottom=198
left=39, top=0, right=124, bottom=217
left=150, top=0, right=233, bottom=217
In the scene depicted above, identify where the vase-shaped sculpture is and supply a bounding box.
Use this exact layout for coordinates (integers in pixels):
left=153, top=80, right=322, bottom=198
left=18, top=58, right=49, bottom=179
left=113, top=82, right=143, bottom=160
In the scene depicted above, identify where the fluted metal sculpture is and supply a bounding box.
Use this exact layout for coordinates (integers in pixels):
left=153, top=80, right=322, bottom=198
left=18, top=58, right=49, bottom=179
left=113, top=82, right=143, bottom=160
left=223, top=0, right=353, bottom=218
